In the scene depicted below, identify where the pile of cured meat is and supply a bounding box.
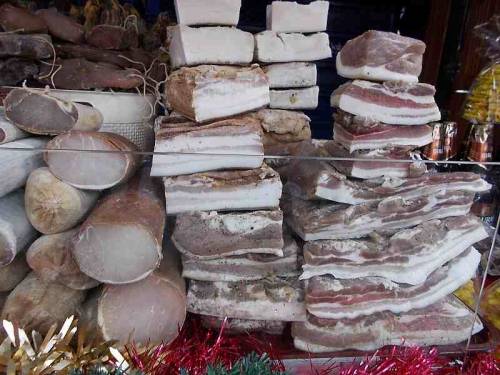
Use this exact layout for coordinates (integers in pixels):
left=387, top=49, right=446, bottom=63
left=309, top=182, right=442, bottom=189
left=287, top=30, right=491, bottom=352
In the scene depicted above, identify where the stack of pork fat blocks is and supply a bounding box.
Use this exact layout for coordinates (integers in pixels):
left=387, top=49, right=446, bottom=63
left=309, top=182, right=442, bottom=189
left=151, top=0, right=331, bottom=334
left=284, top=31, right=493, bottom=352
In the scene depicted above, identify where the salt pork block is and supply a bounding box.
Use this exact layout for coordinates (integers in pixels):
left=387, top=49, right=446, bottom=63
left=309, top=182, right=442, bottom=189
left=201, top=316, right=286, bottom=335
left=165, top=65, right=270, bottom=122
left=0, top=255, right=29, bottom=292
left=1, top=273, right=85, bottom=336
left=26, top=229, right=99, bottom=290
left=263, top=62, right=317, bottom=89
left=174, top=0, right=241, bottom=26
left=172, top=210, right=284, bottom=259
left=292, top=296, right=483, bottom=353
left=45, top=131, right=140, bottom=190
left=270, top=86, right=319, bottom=110
left=169, top=25, right=254, bottom=69
left=0, top=190, right=38, bottom=267
left=255, top=31, right=332, bottom=63
left=151, top=114, right=264, bottom=177
left=266, top=1, right=329, bottom=33
left=336, top=30, right=426, bottom=83
left=72, top=171, right=165, bottom=284
left=331, top=80, right=441, bottom=125
left=0, top=137, right=47, bottom=198
left=0, top=108, right=27, bottom=144
left=0, top=4, right=47, bottom=33
left=4, top=88, right=103, bottom=135
left=163, top=164, right=282, bottom=214
left=79, top=245, right=186, bottom=344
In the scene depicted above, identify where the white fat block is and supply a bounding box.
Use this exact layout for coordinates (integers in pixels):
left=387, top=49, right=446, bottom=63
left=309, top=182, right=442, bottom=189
left=266, top=1, right=329, bottom=33
left=169, top=25, right=254, bottom=68
left=174, top=0, right=241, bottom=26
left=255, top=31, right=332, bottom=63
left=270, top=86, right=319, bottom=110
left=263, top=62, right=317, bottom=88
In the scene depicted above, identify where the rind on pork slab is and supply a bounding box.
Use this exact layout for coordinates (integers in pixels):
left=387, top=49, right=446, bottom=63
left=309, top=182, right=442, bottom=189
left=0, top=108, right=28, bottom=144
left=45, top=131, right=141, bottom=190
left=174, top=0, right=241, bottom=26
left=301, top=216, right=488, bottom=284
left=306, top=248, right=480, bottom=319
left=172, top=210, right=284, bottom=259
left=336, top=31, right=426, bottom=83
left=0, top=137, right=47, bottom=198
left=182, top=228, right=299, bottom=281
left=36, top=8, right=84, bottom=43
left=270, top=86, right=319, bottom=110
left=201, top=316, right=286, bottom=335
left=286, top=157, right=490, bottom=204
left=4, top=88, right=103, bottom=135
left=0, top=33, right=53, bottom=59
left=163, top=164, right=282, bottom=214
left=331, top=80, right=440, bottom=125
left=0, top=58, right=38, bottom=86
left=292, top=295, right=483, bottom=353
left=282, top=191, right=475, bottom=241
left=263, top=63, right=317, bottom=88
left=187, top=276, right=306, bottom=321
left=151, top=114, right=264, bottom=177
left=266, top=1, right=329, bottom=33
left=165, top=65, right=270, bottom=122
left=0, top=4, right=47, bottom=33
left=0, top=255, right=29, bottom=292
left=255, top=31, right=332, bottom=63
left=169, top=25, right=254, bottom=69
left=333, top=110, right=433, bottom=152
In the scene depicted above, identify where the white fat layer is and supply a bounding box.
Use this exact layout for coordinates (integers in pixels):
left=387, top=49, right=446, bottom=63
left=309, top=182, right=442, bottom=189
left=164, top=179, right=282, bottom=214
left=270, top=86, right=319, bottom=109
left=207, top=213, right=278, bottom=234
left=169, top=26, right=254, bottom=68
left=255, top=31, right=332, bottom=63
left=266, top=1, right=329, bottom=33
left=351, top=80, right=436, bottom=103
left=307, top=249, right=481, bottom=319
left=174, top=0, right=241, bottom=26
left=349, top=164, right=419, bottom=179
left=336, top=53, right=420, bottom=83
left=264, top=62, right=317, bottom=88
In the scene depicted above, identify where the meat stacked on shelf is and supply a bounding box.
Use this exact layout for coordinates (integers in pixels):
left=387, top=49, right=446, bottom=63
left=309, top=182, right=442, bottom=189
left=151, top=0, right=307, bottom=334
left=286, top=30, right=492, bottom=352
left=255, top=1, right=331, bottom=110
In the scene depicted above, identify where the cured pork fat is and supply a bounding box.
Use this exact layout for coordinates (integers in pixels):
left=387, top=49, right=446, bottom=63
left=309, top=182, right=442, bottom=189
left=187, top=276, right=306, bottom=321
left=0, top=33, right=53, bottom=59
left=270, top=86, right=319, bottom=110
left=301, top=216, right=488, bottom=284
left=306, top=248, right=480, bottom=319
left=266, top=1, right=329, bottom=33
left=336, top=31, right=426, bottom=83
left=163, top=164, right=282, bottom=214
left=0, top=255, right=29, bottom=292
left=174, top=0, right=241, bottom=26
left=331, top=80, right=441, bottom=125
left=0, top=109, right=27, bottom=144
left=263, top=62, right=317, bottom=89
left=292, top=296, right=482, bottom=352
left=201, top=316, right=286, bottom=335
left=173, top=210, right=284, bottom=259
left=165, top=65, right=270, bottom=122
left=151, top=114, right=264, bottom=177
left=169, top=25, right=254, bottom=68
left=283, top=191, right=475, bottom=241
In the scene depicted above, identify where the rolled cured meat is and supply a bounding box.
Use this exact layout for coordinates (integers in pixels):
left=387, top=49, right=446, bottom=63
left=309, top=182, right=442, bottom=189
left=44, top=131, right=141, bottom=190
left=0, top=108, right=28, bottom=144
left=72, top=171, right=165, bottom=284
left=26, top=229, right=99, bottom=290
left=4, top=88, right=103, bottom=135
left=0, top=190, right=38, bottom=267
left=25, top=167, right=99, bottom=234
left=0, top=255, right=30, bottom=292
left=1, top=272, right=85, bottom=335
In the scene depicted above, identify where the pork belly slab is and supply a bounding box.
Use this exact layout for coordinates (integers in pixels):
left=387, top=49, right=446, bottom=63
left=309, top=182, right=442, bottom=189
left=169, top=26, right=254, bottom=69
left=266, top=1, right=329, bottom=33
left=163, top=164, right=282, bottom=214
left=172, top=210, right=284, bottom=259
left=182, top=229, right=299, bottom=281
left=187, top=276, right=306, bottom=321
left=301, top=216, right=488, bottom=284
left=286, top=158, right=490, bottom=204
left=333, top=110, right=433, bottom=152
left=165, top=65, right=270, bottom=122
left=151, top=114, right=264, bottom=177
left=201, top=316, right=286, bottom=335
left=331, top=80, right=440, bottom=125
left=336, top=31, right=426, bottom=83
left=263, top=63, right=317, bottom=89
left=270, top=86, right=319, bottom=110
left=292, top=295, right=482, bottom=353
left=306, top=248, right=480, bottom=319
left=283, top=191, right=475, bottom=241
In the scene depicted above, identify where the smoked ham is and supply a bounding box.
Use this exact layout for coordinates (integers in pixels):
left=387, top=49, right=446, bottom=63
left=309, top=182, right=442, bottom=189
left=86, top=24, right=139, bottom=50
left=0, top=4, right=47, bottom=33
left=0, top=33, right=53, bottom=59
left=36, top=8, right=84, bottom=43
